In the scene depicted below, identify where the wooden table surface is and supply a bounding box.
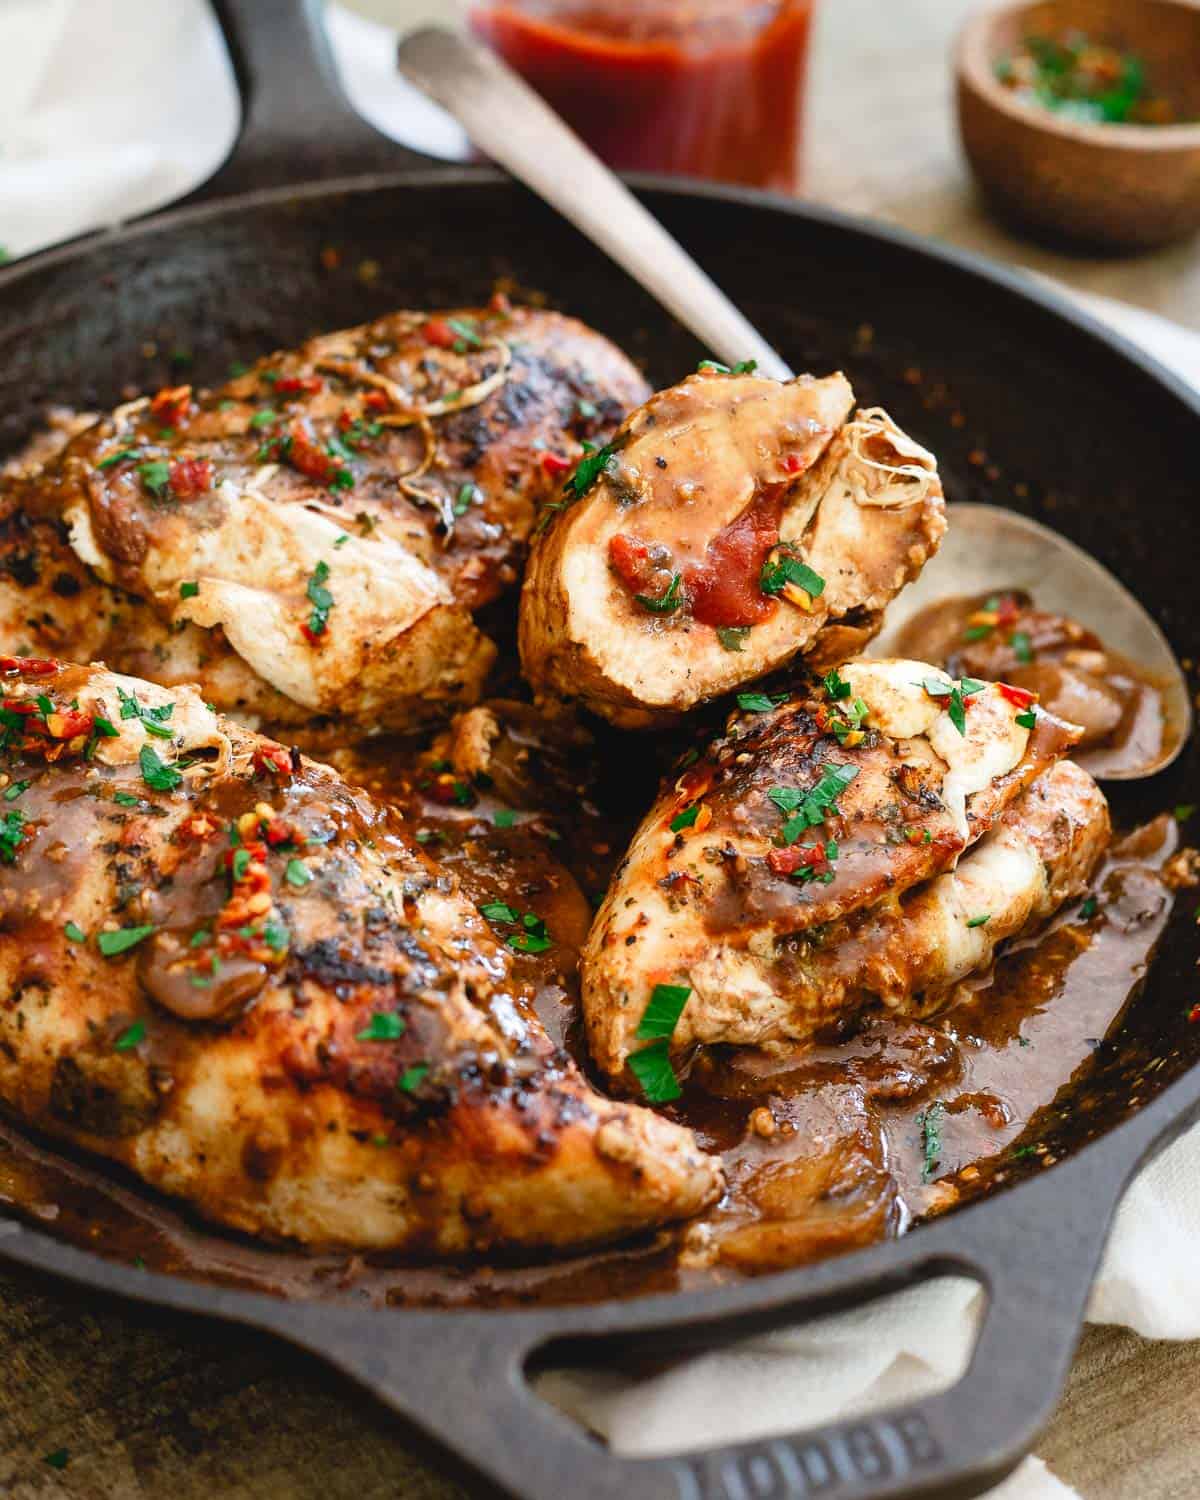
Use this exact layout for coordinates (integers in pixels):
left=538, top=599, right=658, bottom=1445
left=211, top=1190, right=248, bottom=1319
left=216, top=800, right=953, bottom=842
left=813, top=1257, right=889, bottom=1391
left=4, top=2, right=1200, bottom=1497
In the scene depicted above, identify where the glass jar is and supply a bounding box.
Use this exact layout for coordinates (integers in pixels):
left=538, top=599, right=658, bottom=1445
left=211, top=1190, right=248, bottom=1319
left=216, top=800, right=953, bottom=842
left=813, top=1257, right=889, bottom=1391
left=468, top=1, right=816, bottom=192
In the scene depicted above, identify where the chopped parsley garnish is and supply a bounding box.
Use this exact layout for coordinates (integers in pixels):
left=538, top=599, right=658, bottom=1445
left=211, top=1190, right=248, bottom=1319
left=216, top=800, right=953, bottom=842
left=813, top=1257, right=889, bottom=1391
left=447, top=316, right=483, bottom=349
left=398, top=1063, right=429, bottom=1093
left=305, top=559, right=334, bottom=638
left=1078, top=896, right=1098, bottom=920
left=189, top=927, right=212, bottom=948
left=635, top=983, right=691, bottom=1041
left=831, top=696, right=870, bottom=745
left=285, top=858, right=312, bottom=888
left=356, top=1012, right=406, bottom=1042
left=922, top=675, right=984, bottom=736
left=493, top=808, right=515, bottom=828
left=334, top=533, right=350, bottom=548
left=454, top=482, right=481, bottom=516
left=113, top=1019, right=147, bottom=1050
left=634, top=572, right=683, bottom=614
left=263, top=919, right=289, bottom=951
left=479, top=901, right=552, bottom=954
left=966, top=913, right=991, bottom=928
left=249, top=408, right=277, bottom=429
left=3, top=779, right=29, bottom=801
left=670, top=804, right=700, bottom=832
left=760, top=549, right=825, bottom=600
left=99, top=925, right=156, bottom=957
left=180, top=580, right=199, bottom=599
left=823, top=667, right=852, bottom=701
left=1015, top=708, right=1037, bottom=730
left=64, top=921, right=86, bottom=942
left=1175, top=804, right=1196, bottom=822
left=696, top=359, right=758, bottom=375
left=119, top=685, right=175, bottom=738
left=98, top=447, right=143, bottom=470
left=737, top=692, right=787, bottom=713
left=918, top=1101, right=945, bottom=1182
left=138, top=459, right=171, bottom=498
left=481, top=901, right=518, bottom=923
left=768, top=762, right=860, bottom=844
left=716, top=626, right=750, bottom=652
left=43, top=1449, right=69, bottom=1471
left=963, top=623, right=994, bottom=642
left=0, top=809, right=28, bottom=863
left=1010, top=629, right=1033, bottom=664
left=569, top=439, right=618, bottom=498
left=627, top=1039, right=682, bottom=1103
left=113, top=791, right=140, bottom=807
left=231, top=847, right=251, bottom=881
left=139, top=745, right=183, bottom=791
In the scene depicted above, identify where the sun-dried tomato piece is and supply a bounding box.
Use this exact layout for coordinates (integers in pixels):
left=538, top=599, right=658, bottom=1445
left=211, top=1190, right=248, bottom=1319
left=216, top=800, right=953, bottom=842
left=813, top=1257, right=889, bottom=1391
left=150, top=384, right=193, bottom=425
left=0, top=656, right=58, bottom=676
left=167, top=458, right=214, bottom=498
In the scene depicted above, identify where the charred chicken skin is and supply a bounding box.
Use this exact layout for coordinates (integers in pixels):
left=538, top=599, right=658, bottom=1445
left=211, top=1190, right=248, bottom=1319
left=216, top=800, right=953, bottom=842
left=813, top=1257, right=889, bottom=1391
left=0, top=657, right=721, bottom=1252
left=519, top=369, right=947, bottom=726
left=4, top=306, right=649, bottom=737
left=583, top=659, right=1110, bottom=1081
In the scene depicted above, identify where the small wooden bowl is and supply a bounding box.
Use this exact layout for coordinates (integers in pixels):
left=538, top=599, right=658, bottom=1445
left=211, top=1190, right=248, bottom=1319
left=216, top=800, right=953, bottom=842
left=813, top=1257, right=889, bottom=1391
left=957, top=0, right=1200, bottom=249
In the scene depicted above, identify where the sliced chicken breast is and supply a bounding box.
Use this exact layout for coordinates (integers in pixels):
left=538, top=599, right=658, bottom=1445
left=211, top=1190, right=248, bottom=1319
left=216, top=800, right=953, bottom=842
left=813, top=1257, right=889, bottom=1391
left=519, top=369, right=946, bottom=725
left=583, top=659, right=1106, bottom=1079
left=0, top=657, right=720, bottom=1252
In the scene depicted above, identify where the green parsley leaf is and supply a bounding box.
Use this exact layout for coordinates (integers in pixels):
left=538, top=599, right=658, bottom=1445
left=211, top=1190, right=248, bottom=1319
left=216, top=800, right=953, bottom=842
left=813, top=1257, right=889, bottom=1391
left=3, top=779, right=29, bottom=801
left=716, top=626, right=750, bottom=652
left=231, top=847, right=251, bottom=881
left=356, top=1012, right=406, bottom=1042
left=963, top=623, right=994, bottom=642
left=179, top=580, right=199, bottom=599
left=966, top=913, right=990, bottom=928
left=306, top=559, right=334, bottom=637
left=569, top=440, right=619, bottom=498
left=670, top=804, right=700, bottom=832
left=139, top=745, right=183, bottom=791
left=249, top=408, right=277, bottom=429
left=113, top=791, right=140, bottom=807
left=627, top=1039, right=681, bottom=1103
left=697, top=359, right=731, bottom=373
left=138, top=459, right=171, bottom=498
left=447, top=316, right=483, bottom=348
left=189, top=927, right=211, bottom=948
left=0, top=809, right=27, bottom=864
left=508, top=912, right=552, bottom=954
left=767, top=762, right=859, bottom=842
left=493, top=808, right=516, bottom=828
left=454, top=482, right=481, bottom=516
left=98, top=447, right=143, bottom=470
left=823, top=667, right=852, bottom=701
left=634, top=572, right=683, bottom=614
left=759, top=551, right=825, bottom=600
left=480, top=900, right=519, bottom=924
left=1010, top=629, right=1034, bottom=664
left=918, top=1101, right=945, bottom=1182
left=1175, top=804, right=1196, bottom=822
left=114, top=1019, right=147, bottom=1050
left=99, top=926, right=156, bottom=958
left=43, top=1449, right=69, bottom=1471
left=285, top=858, right=312, bottom=888
left=1015, top=709, right=1037, bottom=730
left=398, top=1063, right=429, bottom=1093
left=64, top=921, right=86, bottom=942
left=635, top=983, right=692, bottom=1041
left=1078, top=896, right=1098, bottom=920
left=737, top=692, right=786, bottom=713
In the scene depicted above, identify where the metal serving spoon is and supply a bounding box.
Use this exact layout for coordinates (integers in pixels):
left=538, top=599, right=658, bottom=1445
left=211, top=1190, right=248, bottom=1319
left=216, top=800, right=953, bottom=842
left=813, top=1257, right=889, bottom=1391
left=395, top=25, right=793, bottom=380
left=397, top=32, right=1188, bottom=779
left=869, top=503, right=1192, bottom=781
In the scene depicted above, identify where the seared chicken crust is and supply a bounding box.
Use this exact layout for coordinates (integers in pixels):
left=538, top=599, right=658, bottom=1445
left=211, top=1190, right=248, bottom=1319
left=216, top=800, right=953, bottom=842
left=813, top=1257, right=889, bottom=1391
left=0, top=658, right=720, bottom=1251
left=3, top=306, right=649, bottom=737
left=584, top=659, right=1109, bottom=1076
left=520, top=370, right=946, bottom=725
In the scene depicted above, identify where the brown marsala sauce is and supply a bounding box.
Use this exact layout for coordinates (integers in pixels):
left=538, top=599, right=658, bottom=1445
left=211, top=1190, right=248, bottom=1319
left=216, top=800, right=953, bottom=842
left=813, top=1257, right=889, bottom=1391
left=895, top=588, right=1174, bottom=779
left=0, top=688, right=1182, bottom=1308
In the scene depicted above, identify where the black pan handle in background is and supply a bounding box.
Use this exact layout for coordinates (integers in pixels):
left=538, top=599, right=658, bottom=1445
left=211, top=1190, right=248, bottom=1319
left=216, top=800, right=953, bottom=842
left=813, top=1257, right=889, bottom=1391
left=236, top=1151, right=1126, bottom=1500
left=184, top=0, right=436, bottom=206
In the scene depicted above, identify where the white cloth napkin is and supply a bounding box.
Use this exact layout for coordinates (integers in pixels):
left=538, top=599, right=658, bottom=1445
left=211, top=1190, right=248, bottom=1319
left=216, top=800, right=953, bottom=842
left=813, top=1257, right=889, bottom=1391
left=4, top=5, right=1199, bottom=1498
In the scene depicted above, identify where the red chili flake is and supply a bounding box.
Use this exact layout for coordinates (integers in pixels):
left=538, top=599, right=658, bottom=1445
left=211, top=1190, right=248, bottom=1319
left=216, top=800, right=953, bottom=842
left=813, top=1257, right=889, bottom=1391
left=541, top=451, right=572, bottom=477
left=767, top=843, right=829, bottom=877
left=167, top=458, right=214, bottom=498
left=300, top=622, right=326, bottom=648
left=274, top=375, right=324, bottom=396
left=363, top=389, right=391, bottom=412
left=1190, top=1003, right=1200, bottom=1024
left=287, top=423, right=336, bottom=484
left=263, top=818, right=295, bottom=847
left=45, top=708, right=95, bottom=740
left=421, top=317, right=457, bottom=349
left=253, top=745, right=292, bottom=778
left=180, top=813, right=219, bottom=842
left=150, top=384, right=193, bottom=425
left=995, top=595, right=1021, bottom=628
left=0, top=656, right=58, bottom=676
left=998, top=683, right=1037, bottom=709
left=783, top=453, right=805, bottom=474
left=489, top=291, right=512, bottom=315
left=1, top=698, right=40, bottom=716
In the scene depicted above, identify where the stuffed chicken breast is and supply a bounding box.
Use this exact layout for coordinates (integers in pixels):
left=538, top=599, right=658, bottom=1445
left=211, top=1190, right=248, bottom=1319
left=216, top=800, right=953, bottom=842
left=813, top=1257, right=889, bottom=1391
left=0, top=657, right=720, bottom=1252
left=519, top=369, right=946, bottom=726
left=583, top=659, right=1110, bottom=1083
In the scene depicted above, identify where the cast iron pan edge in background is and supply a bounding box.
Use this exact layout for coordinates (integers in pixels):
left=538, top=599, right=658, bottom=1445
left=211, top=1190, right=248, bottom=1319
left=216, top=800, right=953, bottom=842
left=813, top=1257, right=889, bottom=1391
left=2, top=3, right=1199, bottom=1497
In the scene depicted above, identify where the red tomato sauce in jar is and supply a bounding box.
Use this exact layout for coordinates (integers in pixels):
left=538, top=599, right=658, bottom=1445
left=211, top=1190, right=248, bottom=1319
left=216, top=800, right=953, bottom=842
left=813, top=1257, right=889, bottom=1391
left=469, top=1, right=815, bottom=191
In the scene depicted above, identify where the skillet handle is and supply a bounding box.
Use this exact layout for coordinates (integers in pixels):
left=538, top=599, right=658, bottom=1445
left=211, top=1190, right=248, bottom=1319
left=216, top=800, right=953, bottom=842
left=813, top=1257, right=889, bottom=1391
left=186, top=0, right=432, bottom=205
left=276, top=1162, right=1118, bottom=1500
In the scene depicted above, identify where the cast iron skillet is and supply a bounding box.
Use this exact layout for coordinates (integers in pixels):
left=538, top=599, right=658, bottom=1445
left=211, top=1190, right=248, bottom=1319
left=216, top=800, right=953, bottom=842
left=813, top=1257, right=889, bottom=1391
left=2, top=3, right=1199, bottom=1496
